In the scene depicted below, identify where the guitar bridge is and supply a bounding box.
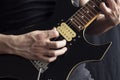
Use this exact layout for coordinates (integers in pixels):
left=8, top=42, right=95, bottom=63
left=31, top=60, right=48, bottom=73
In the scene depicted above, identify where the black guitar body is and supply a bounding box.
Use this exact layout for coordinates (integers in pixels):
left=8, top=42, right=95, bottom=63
left=0, top=0, right=112, bottom=80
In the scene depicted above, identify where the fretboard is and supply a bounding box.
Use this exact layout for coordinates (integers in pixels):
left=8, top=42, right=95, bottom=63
left=66, top=0, right=102, bottom=31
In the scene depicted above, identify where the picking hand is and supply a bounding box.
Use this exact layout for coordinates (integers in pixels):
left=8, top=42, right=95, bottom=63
left=9, top=28, right=67, bottom=62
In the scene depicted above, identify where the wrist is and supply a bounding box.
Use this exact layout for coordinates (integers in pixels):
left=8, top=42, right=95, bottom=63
left=0, top=34, right=16, bottom=54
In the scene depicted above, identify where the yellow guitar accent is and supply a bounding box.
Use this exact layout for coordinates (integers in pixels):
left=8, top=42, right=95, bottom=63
left=84, top=14, right=100, bottom=28
left=57, top=23, right=76, bottom=41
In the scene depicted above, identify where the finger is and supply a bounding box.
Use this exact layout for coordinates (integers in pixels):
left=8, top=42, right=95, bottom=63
left=46, top=47, right=67, bottom=57
left=41, top=56, right=57, bottom=62
left=31, top=40, right=46, bottom=48
left=107, top=0, right=116, bottom=9
left=30, top=47, right=46, bottom=53
left=45, top=28, right=59, bottom=39
left=116, top=0, right=120, bottom=5
left=46, top=39, right=66, bottom=49
left=100, top=2, right=112, bottom=15
left=36, top=54, right=57, bottom=62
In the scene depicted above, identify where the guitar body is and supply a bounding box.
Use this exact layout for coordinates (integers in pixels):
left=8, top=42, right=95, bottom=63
left=40, top=31, right=111, bottom=80
left=0, top=0, right=112, bottom=80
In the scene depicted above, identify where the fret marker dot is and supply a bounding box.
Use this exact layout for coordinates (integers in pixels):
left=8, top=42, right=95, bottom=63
left=81, top=16, right=84, bottom=18
left=70, top=19, right=73, bottom=21
left=87, top=11, right=89, bottom=13
left=93, top=5, right=95, bottom=7
left=78, top=26, right=81, bottom=29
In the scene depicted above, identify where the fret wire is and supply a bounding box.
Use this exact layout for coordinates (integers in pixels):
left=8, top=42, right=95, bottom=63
left=66, top=20, right=75, bottom=29
left=73, top=16, right=86, bottom=26
left=83, top=6, right=95, bottom=18
left=89, top=1, right=99, bottom=12
left=80, top=7, right=92, bottom=19
left=90, top=0, right=100, bottom=9
left=67, top=20, right=82, bottom=31
left=66, top=0, right=100, bottom=24
left=74, top=15, right=85, bottom=28
left=66, top=17, right=83, bottom=31
left=81, top=7, right=93, bottom=19
left=85, top=4, right=96, bottom=16
left=77, top=10, right=89, bottom=23
left=77, top=11, right=90, bottom=22
left=96, top=0, right=102, bottom=3
left=66, top=20, right=74, bottom=27
left=77, top=9, right=91, bottom=23
left=74, top=11, right=88, bottom=24
left=72, top=12, right=85, bottom=26
left=65, top=8, right=86, bottom=30
left=72, top=13, right=85, bottom=25
left=65, top=0, right=102, bottom=32
left=77, top=8, right=91, bottom=22
left=91, top=0, right=100, bottom=6
left=86, top=3, right=98, bottom=14
left=71, top=6, right=89, bottom=26
left=66, top=0, right=90, bottom=25
left=70, top=18, right=80, bottom=27
left=67, top=19, right=77, bottom=27
left=72, top=17, right=83, bottom=26
left=73, top=17, right=79, bottom=26
left=67, top=21, right=78, bottom=29
left=87, top=1, right=99, bottom=14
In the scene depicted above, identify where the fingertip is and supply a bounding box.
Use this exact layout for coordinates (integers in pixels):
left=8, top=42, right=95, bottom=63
left=53, top=27, right=56, bottom=30
left=63, top=39, right=67, bottom=42
left=100, top=2, right=111, bottom=15
left=64, top=47, right=67, bottom=52
left=100, top=2, right=106, bottom=10
left=53, top=27, right=59, bottom=37
left=63, top=39, right=67, bottom=45
left=47, top=57, right=57, bottom=62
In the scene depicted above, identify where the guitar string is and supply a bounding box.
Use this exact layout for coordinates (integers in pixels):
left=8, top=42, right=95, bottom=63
left=87, top=1, right=98, bottom=14
left=65, top=0, right=100, bottom=31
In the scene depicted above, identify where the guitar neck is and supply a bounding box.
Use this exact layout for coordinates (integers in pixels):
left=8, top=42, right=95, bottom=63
left=66, top=0, right=102, bottom=31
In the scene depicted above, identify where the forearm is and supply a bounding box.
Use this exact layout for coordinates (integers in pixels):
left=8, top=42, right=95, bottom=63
left=0, top=34, right=15, bottom=54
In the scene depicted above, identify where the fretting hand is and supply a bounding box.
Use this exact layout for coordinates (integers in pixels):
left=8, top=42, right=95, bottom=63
left=100, top=0, right=120, bottom=26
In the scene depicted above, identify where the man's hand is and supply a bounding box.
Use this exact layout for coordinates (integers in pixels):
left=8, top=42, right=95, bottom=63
left=100, top=0, right=120, bottom=26
left=79, top=0, right=120, bottom=34
left=8, top=28, right=67, bottom=62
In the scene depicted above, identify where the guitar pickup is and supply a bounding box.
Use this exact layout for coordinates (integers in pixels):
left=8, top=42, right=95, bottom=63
left=57, top=23, right=76, bottom=41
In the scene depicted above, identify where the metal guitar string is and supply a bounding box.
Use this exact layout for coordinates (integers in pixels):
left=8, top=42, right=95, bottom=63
left=66, top=0, right=100, bottom=28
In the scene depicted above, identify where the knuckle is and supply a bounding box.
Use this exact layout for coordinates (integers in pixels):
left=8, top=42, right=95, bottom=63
left=53, top=29, right=59, bottom=37
left=54, top=43, right=59, bottom=48
left=63, top=40, right=67, bottom=46
left=33, top=54, right=41, bottom=60
left=51, top=51, right=57, bottom=56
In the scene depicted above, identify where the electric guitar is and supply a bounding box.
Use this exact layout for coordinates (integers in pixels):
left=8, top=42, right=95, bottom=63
left=0, top=0, right=112, bottom=80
